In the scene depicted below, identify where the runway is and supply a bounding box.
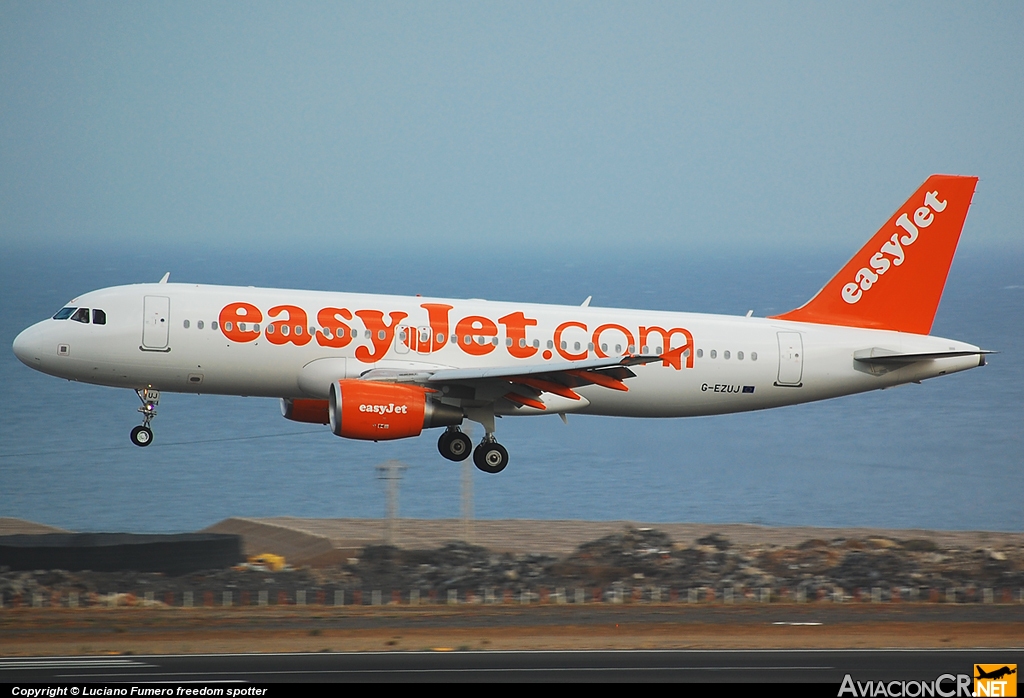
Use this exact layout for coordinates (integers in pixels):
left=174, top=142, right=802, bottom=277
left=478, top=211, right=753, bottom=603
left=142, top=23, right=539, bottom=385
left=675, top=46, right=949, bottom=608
left=2, top=649, right=1022, bottom=683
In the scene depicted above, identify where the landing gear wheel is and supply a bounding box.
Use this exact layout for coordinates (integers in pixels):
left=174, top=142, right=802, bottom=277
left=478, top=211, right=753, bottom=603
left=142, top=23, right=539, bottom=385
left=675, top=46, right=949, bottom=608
left=130, top=425, right=153, bottom=447
left=473, top=441, right=509, bottom=474
left=438, top=429, right=472, bottom=462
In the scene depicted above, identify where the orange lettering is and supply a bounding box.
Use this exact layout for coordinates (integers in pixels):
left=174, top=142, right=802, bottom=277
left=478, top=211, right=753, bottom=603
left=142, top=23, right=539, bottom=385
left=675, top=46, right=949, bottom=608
left=420, top=303, right=453, bottom=352
left=554, top=321, right=588, bottom=361
left=354, top=310, right=408, bottom=362
left=639, top=326, right=694, bottom=369
left=218, top=303, right=263, bottom=343
left=498, top=311, right=538, bottom=359
left=316, top=307, right=354, bottom=348
left=592, top=323, right=635, bottom=358
left=266, top=305, right=312, bottom=346
left=455, top=315, right=498, bottom=356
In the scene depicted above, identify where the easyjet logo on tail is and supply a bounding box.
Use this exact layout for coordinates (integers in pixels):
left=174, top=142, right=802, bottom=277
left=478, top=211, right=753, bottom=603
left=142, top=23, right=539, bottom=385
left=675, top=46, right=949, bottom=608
left=841, top=190, right=947, bottom=304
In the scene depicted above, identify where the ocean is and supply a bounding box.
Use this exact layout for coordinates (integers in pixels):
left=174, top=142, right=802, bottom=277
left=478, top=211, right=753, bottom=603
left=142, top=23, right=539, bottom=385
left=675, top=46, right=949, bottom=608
left=1, top=244, right=1021, bottom=533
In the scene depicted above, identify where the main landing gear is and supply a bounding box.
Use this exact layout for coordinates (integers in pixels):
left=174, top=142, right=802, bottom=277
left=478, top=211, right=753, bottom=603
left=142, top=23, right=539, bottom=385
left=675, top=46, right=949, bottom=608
left=473, top=436, right=509, bottom=475
left=438, top=427, right=472, bottom=462
left=130, top=388, right=159, bottom=447
left=437, top=426, right=509, bottom=474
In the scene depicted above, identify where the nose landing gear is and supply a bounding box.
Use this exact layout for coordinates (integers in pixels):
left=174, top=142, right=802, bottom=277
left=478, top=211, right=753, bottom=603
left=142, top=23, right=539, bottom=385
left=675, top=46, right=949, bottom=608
left=131, top=388, right=159, bottom=447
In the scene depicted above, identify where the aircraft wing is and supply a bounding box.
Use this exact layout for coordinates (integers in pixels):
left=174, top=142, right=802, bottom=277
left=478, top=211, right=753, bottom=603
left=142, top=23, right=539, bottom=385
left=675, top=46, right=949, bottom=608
left=358, top=354, right=663, bottom=410
left=425, top=354, right=661, bottom=382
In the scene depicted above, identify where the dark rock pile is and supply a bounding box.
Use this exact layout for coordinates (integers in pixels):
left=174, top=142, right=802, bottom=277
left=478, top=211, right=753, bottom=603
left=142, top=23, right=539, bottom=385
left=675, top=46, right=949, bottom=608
left=2, top=528, right=1022, bottom=606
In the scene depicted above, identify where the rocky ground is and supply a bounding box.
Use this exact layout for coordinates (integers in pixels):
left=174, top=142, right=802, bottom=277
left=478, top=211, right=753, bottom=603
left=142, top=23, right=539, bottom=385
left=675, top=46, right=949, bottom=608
left=2, top=528, right=1023, bottom=607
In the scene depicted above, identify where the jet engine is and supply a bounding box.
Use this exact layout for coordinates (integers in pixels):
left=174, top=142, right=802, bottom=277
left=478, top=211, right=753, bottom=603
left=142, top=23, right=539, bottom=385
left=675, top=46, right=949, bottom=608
left=328, top=380, right=463, bottom=440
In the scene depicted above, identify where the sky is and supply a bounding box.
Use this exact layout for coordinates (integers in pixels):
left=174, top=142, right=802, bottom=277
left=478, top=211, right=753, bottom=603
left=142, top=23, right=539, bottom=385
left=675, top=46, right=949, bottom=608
left=2, top=2, right=1022, bottom=258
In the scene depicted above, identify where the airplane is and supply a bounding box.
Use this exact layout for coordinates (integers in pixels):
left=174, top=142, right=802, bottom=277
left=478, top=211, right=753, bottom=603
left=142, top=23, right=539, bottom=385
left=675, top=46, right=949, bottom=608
left=12, top=175, right=989, bottom=474
left=976, top=666, right=1017, bottom=681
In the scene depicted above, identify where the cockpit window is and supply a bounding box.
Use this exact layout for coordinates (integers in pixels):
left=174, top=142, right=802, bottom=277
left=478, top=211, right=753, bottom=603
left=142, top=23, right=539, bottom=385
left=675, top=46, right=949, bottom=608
left=71, top=308, right=90, bottom=323
left=52, top=307, right=76, bottom=320
left=92, top=309, right=106, bottom=325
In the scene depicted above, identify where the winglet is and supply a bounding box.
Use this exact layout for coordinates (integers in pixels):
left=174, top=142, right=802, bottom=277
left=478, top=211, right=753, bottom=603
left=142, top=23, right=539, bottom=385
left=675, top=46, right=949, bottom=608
left=770, top=175, right=978, bottom=335
left=158, top=272, right=170, bottom=284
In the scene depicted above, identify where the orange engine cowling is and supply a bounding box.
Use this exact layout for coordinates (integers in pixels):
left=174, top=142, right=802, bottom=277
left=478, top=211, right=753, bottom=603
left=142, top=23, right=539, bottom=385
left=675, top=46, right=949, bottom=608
left=328, top=380, right=463, bottom=441
left=281, top=398, right=330, bottom=424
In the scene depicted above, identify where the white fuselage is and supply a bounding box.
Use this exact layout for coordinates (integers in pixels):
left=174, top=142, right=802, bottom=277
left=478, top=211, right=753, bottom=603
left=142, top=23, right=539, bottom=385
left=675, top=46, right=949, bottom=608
left=12, top=282, right=983, bottom=419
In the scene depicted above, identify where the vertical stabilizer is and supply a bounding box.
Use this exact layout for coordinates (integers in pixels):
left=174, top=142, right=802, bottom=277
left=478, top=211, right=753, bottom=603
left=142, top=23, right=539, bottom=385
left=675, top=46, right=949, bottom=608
left=770, top=175, right=978, bottom=334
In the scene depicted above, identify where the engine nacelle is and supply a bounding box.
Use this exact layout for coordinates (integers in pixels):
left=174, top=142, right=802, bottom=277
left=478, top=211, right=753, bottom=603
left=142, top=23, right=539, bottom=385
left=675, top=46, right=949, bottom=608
left=328, top=380, right=463, bottom=440
left=280, top=398, right=330, bottom=424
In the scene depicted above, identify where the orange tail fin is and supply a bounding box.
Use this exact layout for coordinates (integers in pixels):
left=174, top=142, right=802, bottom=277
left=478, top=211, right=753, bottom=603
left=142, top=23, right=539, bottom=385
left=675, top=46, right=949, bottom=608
left=770, top=175, right=978, bottom=335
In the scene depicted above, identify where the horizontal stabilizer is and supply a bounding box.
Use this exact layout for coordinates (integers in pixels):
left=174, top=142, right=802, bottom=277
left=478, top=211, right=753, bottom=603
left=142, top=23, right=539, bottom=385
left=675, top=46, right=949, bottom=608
left=853, top=347, right=993, bottom=365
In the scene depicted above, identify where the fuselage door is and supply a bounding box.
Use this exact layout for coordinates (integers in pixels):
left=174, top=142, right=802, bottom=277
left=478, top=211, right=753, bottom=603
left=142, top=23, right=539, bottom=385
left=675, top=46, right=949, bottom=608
left=142, top=295, right=170, bottom=349
left=776, top=331, right=803, bottom=386
left=394, top=325, right=411, bottom=355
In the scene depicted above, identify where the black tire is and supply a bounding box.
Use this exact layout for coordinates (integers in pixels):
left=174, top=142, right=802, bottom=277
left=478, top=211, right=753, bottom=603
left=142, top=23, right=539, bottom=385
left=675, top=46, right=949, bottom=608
left=130, top=425, right=153, bottom=447
left=438, top=430, right=472, bottom=462
left=473, top=442, right=509, bottom=474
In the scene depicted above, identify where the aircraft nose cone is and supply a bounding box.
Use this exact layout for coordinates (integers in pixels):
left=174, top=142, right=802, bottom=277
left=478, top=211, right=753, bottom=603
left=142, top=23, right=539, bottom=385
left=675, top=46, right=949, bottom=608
left=12, top=325, right=43, bottom=368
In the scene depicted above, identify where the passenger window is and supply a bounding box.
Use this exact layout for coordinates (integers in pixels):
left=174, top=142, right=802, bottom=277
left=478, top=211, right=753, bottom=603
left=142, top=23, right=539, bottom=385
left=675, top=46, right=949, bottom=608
left=92, top=309, right=106, bottom=325
left=737, top=351, right=744, bottom=360
left=197, top=320, right=204, bottom=330
left=710, top=350, right=717, bottom=359
left=751, top=352, right=757, bottom=361
left=696, top=348, right=703, bottom=358
left=183, top=319, right=190, bottom=329
left=52, top=307, right=76, bottom=320
left=724, top=350, right=730, bottom=360
left=211, top=321, right=218, bottom=330
left=71, top=308, right=90, bottom=323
